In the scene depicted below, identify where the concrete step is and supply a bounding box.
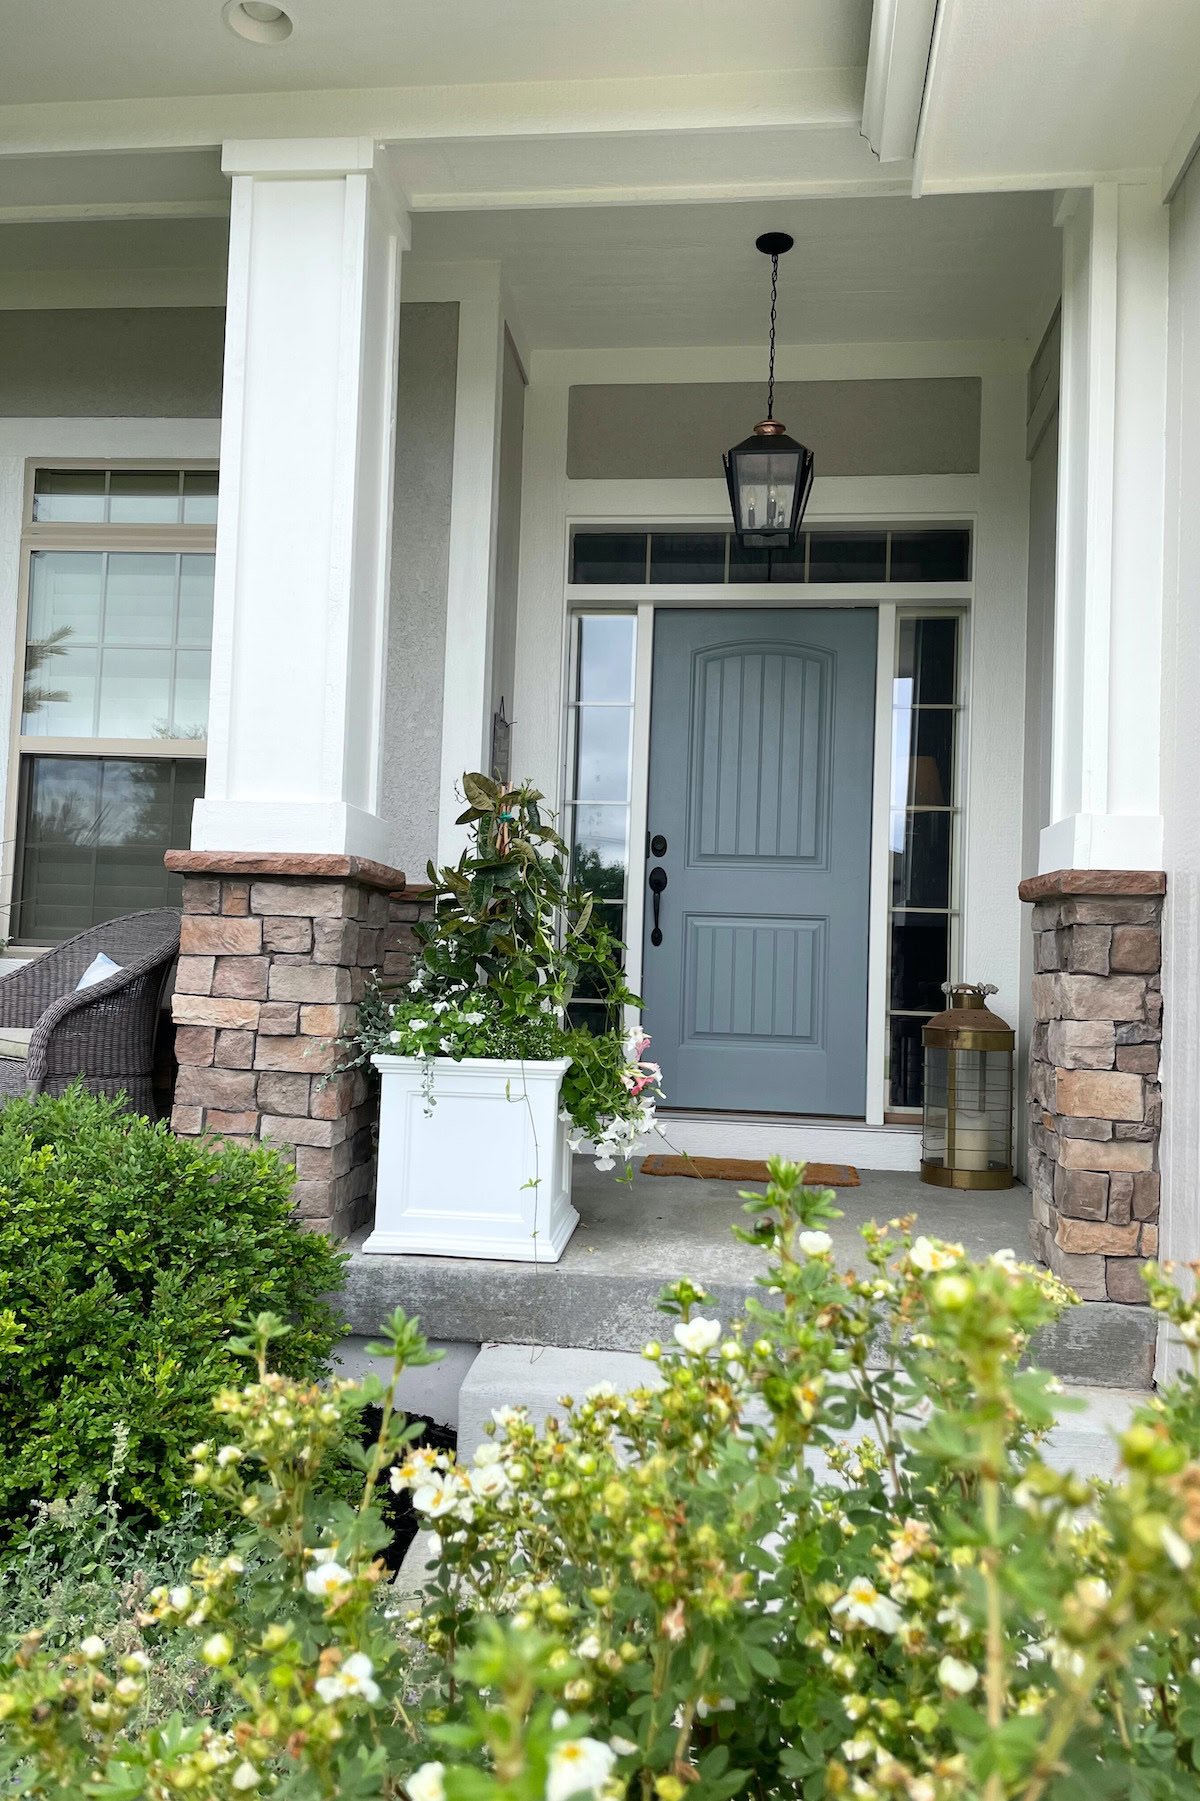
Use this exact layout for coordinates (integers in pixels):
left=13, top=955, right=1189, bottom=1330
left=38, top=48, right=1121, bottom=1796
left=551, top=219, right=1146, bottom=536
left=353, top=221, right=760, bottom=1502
left=341, top=1160, right=1158, bottom=1393
left=455, top=1343, right=1146, bottom=1477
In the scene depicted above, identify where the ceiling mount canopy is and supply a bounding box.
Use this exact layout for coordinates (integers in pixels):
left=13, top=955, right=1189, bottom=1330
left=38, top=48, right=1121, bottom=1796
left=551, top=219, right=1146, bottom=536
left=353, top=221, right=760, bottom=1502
left=723, top=231, right=814, bottom=551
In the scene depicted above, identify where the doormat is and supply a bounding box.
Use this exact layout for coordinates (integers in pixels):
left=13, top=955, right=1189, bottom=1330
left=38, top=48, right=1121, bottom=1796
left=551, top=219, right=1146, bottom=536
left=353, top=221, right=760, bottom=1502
left=641, top=1154, right=860, bottom=1187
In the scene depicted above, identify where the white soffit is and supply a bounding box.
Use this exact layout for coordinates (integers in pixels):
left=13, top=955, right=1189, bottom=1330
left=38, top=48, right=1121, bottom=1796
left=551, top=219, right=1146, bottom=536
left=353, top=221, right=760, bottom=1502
left=914, top=0, right=1200, bottom=193
left=0, top=0, right=867, bottom=103
left=410, top=192, right=1060, bottom=349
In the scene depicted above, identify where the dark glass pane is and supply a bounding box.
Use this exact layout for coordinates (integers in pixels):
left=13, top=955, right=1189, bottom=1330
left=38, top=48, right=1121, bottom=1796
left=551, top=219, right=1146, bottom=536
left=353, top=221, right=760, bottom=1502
left=108, top=470, right=182, bottom=525
left=574, top=908, right=626, bottom=1000
left=889, top=1014, right=929, bottom=1109
left=896, top=706, right=954, bottom=808
left=728, top=537, right=771, bottom=582
left=567, top=1001, right=608, bottom=1035
left=649, top=533, right=726, bottom=583
left=32, top=469, right=106, bottom=524
left=809, top=532, right=886, bottom=582
left=897, top=616, right=958, bottom=704
left=766, top=543, right=807, bottom=581
left=889, top=913, right=949, bottom=1011
left=571, top=806, right=628, bottom=901
left=15, top=755, right=204, bottom=943
left=570, top=532, right=646, bottom=584
left=577, top=614, right=635, bottom=702
left=889, top=528, right=970, bottom=583
left=182, top=470, right=219, bottom=524
left=890, top=809, right=952, bottom=909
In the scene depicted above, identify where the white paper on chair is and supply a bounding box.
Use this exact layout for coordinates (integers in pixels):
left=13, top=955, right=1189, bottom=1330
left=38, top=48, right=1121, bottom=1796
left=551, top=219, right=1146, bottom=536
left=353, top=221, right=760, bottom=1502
left=75, top=952, right=123, bottom=991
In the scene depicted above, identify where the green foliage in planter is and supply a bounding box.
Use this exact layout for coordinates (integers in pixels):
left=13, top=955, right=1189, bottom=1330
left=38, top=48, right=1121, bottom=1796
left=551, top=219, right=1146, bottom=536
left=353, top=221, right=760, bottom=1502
left=0, top=1086, right=346, bottom=1536
left=341, top=775, right=663, bottom=1169
left=11, top=1169, right=1200, bottom=1798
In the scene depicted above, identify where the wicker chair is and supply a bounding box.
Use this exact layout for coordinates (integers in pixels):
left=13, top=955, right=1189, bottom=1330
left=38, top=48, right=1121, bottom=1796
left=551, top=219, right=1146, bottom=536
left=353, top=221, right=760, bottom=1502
left=0, top=909, right=181, bottom=1115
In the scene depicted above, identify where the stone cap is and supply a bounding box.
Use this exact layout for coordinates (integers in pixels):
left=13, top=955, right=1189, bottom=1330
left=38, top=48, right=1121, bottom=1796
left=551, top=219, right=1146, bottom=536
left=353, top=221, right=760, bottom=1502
left=1018, top=868, right=1166, bottom=904
left=165, top=850, right=407, bottom=892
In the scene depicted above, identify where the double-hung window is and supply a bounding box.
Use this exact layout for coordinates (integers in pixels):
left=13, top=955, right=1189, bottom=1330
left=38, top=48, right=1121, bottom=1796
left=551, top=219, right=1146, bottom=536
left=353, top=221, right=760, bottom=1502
left=10, top=465, right=216, bottom=944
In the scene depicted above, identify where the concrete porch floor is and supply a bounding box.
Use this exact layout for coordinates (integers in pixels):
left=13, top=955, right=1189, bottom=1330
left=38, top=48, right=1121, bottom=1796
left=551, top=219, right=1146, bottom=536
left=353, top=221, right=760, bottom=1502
left=341, top=1160, right=1157, bottom=1388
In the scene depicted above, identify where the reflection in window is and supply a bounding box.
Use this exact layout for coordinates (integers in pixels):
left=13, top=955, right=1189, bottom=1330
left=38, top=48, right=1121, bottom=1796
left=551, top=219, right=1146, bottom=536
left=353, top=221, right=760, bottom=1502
left=23, top=550, right=214, bottom=739
left=887, top=616, right=961, bottom=1108
left=32, top=467, right=219, bottom=527
left=564, top=614, right=635, bottom=1030
left=570, top=526, right=972, bottom=586
left=15, top=755, right=205, bottom=943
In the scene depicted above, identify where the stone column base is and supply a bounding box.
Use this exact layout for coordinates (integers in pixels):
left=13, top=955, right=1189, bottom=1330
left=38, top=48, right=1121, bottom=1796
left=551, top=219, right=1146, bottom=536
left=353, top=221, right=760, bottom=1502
left=164, top=851, right=432, bottom=1240
left=1019, top=869, right=1164, bottom=1303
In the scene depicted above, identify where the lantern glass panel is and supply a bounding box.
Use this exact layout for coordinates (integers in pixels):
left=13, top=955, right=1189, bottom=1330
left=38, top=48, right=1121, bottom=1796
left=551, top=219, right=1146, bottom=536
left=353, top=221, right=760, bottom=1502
left=731, top=446, right=800, bottom=538
left=922, top=1041, right=1014, bottom=1186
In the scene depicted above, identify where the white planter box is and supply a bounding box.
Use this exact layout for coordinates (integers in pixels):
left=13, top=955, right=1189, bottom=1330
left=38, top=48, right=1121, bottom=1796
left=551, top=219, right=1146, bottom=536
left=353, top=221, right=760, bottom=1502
left=361, top=1054, right=579, bottom=1262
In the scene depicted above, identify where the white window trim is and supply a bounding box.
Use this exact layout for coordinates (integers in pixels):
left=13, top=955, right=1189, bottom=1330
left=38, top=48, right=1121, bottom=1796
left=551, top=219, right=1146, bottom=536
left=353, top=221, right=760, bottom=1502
left=0, top=421, right=220, bottom=947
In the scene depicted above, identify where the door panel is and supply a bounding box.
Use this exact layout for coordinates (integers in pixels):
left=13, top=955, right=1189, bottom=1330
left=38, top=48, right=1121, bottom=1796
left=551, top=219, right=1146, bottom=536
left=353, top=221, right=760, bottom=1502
left=641, top=608, right=876, bottom=1116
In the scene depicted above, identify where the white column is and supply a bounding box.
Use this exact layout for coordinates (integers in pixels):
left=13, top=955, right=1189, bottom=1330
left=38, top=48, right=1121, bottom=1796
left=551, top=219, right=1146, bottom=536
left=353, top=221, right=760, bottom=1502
left=192, top=138, right=408, bottom=862
left=432, top=265, right=506, bottom=867
left=1041, top=181, right=1169, bottom=874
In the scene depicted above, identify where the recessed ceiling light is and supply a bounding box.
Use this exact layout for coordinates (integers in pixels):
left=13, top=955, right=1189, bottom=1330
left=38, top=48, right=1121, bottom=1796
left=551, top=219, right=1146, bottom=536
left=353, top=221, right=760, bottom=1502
left=223, top=1, right=294, bottom=44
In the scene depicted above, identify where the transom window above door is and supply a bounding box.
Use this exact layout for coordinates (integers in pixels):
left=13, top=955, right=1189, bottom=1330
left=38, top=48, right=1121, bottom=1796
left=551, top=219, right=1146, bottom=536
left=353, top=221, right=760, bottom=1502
left=11, top=465, right=216, bottom=943
left=569, top=525, right=971, bottom=586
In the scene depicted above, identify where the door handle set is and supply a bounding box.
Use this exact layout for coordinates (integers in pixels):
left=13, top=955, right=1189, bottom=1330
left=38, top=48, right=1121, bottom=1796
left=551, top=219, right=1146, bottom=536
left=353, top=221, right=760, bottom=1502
left=648, top=864, right=668, bottom=946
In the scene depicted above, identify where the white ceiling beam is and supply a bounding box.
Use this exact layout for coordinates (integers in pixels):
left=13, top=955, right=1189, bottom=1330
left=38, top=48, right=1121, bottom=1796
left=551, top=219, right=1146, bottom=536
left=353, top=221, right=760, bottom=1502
left=0, top=67, right=862, bottom=157
left=861, top=0, right=938, bottom=165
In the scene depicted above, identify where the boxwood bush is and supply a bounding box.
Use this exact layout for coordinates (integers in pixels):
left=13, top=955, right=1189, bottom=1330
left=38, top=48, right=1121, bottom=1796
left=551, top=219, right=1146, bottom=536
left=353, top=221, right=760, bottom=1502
left=0, top=1086, right=346, bottom=1536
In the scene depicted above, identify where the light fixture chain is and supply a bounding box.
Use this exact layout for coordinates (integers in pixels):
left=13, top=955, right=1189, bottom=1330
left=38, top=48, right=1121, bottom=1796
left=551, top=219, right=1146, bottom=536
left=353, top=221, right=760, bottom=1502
left=767, top=253, right=779, bottom=420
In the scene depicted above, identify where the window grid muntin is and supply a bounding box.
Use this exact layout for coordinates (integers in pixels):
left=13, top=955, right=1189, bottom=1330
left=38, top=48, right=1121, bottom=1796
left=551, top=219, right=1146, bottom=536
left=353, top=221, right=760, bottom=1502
left=11, top=462, right=217, bottom=943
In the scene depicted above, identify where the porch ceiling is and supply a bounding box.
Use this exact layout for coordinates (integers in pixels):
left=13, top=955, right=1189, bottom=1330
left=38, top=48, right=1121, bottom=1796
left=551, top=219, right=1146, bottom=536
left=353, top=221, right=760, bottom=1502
left=409, top=192, right=1061, bottom=349
left=0, top=0, right=868, bottom=104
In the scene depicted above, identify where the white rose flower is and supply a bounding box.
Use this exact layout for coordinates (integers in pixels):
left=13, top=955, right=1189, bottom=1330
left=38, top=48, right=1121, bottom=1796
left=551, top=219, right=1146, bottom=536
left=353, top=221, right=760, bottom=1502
left=576, top=1632, right=602, bottom=1659
left=79, top=1636, right=107, bottom=1662
left=831, top=1576, right=904, bottom=1634
left=469, top=1461, right=510, bottom=1500
left=304, top=1560, right=353, bottom=1597
left=938, top=1655, right=979, bottom=1694
left=841, top=1738, right=873, bottom=1763
left=609, top=1737, right=639, bottom=1758
left=407, top=1763, right=447, bottom=1801
left=909, top=1235, right=964, bottom=1273
left=315, top=1651, right=381, bottom=1705
left=798, top=1230, right=833, bottom=1257
left=231, top=1764, right=261, bottom=1792
left=216, top=1445, right=242, bottom=1468
left=673, top=1316, right=722, bottom=1356
left=491, top=1405, right=525, bottom=1431
left=201, top=1633, right=234, bottom=1667
left=167, top=1586, right=192, bottom=1611
left=473, top=1441, right=503, bottom=1466
left=546, top=1737, right=618, bottom=1801
left=412, top=1472, right=469, bottom=1518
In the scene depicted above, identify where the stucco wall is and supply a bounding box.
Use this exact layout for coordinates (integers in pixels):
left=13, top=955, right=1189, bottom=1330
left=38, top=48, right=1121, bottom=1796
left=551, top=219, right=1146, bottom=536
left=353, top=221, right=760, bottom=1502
left=381, top=300, right=459, bottom=882
left=0, top=309, right=224, bottom=417
left=1159, top=153, right=1200, bottom=1291
left=566, top=376, right=982, bottom=479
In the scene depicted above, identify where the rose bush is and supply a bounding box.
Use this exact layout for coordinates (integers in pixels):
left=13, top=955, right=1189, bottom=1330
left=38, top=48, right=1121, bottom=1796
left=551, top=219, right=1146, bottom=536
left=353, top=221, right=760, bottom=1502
left=7, top=1161, right=1200, bottom=1799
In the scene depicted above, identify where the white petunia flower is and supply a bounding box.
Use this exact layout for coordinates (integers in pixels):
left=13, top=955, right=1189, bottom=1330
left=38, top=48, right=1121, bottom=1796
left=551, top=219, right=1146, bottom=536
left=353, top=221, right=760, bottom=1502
left=408, top=1018, right=429, bottom=1032
left=304, top=1560, right=353, bottom=1597
left=831, top=1576, right=904, bottom=1634
left=463, top=1011, right=485, bottom=1025
left=938, top=1655, right=979, bottom=1694
left=314, top=1651, right=381, bottom=1705
left=406, top=1765, right=446, bottom=1801
left=546, top=1736, right=618, bottom=1801
left=673, top=1316, right=722, bottom=1356
left=798, top=1230, right=833, bottom=1257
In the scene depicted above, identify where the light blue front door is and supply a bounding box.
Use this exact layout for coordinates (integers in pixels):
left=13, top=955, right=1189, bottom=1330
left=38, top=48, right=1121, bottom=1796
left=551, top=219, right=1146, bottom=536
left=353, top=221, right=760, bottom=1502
left=641, top=609, right=876, bottom=1116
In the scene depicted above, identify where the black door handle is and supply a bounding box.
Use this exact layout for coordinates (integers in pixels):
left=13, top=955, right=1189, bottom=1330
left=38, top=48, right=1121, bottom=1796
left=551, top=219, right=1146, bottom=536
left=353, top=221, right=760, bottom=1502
left=648, top=866, right=668, bottom=946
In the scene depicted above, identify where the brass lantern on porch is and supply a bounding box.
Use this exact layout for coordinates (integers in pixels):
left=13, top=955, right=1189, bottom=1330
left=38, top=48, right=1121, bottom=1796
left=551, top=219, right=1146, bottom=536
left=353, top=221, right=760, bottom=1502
left=920, top=983, right=1015, bottom=1191
left=724, top=233, right=814, bottom=549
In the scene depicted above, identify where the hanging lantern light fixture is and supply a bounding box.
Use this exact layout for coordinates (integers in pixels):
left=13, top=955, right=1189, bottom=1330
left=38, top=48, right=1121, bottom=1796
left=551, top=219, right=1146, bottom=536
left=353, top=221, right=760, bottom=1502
left=723, top=232, right=814, bottom=549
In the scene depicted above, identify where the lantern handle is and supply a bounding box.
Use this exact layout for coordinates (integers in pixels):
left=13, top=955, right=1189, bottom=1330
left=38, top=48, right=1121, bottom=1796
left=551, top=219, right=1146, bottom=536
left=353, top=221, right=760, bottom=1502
left=941, top=980, right=997, bottom=998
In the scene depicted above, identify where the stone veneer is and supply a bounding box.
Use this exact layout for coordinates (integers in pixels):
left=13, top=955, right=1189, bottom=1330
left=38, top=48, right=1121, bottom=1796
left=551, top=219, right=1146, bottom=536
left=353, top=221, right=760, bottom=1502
left=164, top=852, right=432, bottom=1240
left=1019, top=868, right=1165, bottom=1303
